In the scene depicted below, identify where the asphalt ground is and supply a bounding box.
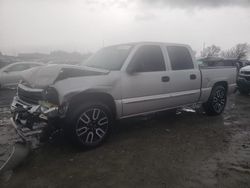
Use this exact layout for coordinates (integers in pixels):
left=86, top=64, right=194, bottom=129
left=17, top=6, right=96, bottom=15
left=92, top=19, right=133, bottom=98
left=0, top=89, right=250, bottom=188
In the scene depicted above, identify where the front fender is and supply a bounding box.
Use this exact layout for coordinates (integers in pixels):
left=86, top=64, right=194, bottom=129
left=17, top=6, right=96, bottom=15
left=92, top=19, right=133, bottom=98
left=60, top=86, right=114, bottom=105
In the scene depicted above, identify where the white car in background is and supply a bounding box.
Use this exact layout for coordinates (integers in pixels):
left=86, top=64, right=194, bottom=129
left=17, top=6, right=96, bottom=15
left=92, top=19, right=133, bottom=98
left=0, top=62, right=44, bottom=89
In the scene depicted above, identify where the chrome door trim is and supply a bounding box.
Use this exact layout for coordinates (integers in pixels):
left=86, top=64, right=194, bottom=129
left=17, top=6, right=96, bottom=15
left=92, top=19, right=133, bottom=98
left=122, top=89, right=200, bottom=104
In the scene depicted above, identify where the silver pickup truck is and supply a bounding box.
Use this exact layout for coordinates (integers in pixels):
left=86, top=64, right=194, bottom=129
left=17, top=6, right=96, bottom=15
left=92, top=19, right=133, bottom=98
left=11, top=42, right=237, bottom=148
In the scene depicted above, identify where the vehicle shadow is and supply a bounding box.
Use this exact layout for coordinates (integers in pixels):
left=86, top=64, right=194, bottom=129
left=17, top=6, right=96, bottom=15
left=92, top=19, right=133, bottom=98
left=43, top=107, right=225, bottom=152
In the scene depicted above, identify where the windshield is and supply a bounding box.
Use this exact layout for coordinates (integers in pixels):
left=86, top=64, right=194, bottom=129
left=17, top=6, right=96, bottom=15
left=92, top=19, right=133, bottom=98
left=83, top=45, right=134, bottom=70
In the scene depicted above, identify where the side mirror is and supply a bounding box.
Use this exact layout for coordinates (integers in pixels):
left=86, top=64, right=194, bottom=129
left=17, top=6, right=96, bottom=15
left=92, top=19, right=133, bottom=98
left=126, top=61, right=140, bottom=75
left=126, top=64, right=136, bottom=74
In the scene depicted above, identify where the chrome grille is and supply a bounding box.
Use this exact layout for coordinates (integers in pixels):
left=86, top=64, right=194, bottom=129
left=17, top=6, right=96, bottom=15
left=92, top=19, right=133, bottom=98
left=241, top=71, right=250, bottom=75
left=17, top=85, right=43, bottom=104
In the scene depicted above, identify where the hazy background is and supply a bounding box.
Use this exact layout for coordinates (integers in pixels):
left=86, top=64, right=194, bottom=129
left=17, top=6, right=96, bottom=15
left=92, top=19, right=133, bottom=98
left=1, top=0, right=250, bottom=55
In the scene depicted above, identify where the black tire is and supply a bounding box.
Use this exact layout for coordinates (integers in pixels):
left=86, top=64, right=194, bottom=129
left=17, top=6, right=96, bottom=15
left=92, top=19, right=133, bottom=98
left=64, top=101, right=113, bottom=148
left=238, top=87, right=249, bottom=95
left=203, top=85, right=227, bottom=116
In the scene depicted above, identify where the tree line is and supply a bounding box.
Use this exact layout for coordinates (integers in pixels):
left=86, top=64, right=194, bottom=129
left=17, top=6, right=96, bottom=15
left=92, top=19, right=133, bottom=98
left=200, top=43, right=250, bottom=60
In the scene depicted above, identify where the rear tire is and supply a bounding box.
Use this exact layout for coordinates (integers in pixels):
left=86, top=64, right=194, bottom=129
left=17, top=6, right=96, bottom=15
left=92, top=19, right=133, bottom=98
left=203, top=85, right=227, bottom=116
left=64, top=101, right=113, bottom=148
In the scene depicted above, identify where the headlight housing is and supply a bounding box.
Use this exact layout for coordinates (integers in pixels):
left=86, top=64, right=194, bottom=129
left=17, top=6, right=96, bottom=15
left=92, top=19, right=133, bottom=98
left=41, top=87, right=59, bottom=105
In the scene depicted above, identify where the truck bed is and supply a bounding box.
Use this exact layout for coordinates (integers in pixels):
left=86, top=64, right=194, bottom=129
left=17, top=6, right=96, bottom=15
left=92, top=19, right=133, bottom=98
left=199, top=66, right=237, bottom=103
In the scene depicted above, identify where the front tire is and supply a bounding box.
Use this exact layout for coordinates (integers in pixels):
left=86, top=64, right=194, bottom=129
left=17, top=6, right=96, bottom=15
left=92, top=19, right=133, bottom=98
left=65, top=101, right=113, bottom=148
left=203, top=85, right=227, bottom=116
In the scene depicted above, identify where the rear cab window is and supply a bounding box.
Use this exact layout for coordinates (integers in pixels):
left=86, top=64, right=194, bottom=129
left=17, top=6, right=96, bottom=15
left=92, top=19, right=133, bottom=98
left=166, top=46, right=194, bottom=70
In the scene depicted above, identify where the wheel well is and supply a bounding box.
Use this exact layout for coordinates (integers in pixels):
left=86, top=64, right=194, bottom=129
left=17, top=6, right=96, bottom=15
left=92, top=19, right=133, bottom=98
left=213, top=81, right=228, bottom=92
left=68, top=92, right=117, bottom=118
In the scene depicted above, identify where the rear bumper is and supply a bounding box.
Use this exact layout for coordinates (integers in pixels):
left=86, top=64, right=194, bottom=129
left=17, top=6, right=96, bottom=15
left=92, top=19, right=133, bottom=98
left=228, top=83, right=237, bottom=94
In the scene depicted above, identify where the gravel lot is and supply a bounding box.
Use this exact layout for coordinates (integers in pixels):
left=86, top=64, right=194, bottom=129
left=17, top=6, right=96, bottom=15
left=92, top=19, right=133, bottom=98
left=0, top=89, right=250, bottom=188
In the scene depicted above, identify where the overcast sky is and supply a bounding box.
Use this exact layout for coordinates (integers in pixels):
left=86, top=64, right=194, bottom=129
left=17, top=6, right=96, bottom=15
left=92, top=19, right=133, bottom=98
left=0, top=0, right=250, bottom=55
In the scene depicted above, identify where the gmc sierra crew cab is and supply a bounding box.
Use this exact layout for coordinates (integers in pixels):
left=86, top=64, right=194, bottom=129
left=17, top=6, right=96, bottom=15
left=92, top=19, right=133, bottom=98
left=10, top=42, right=237, bottom=148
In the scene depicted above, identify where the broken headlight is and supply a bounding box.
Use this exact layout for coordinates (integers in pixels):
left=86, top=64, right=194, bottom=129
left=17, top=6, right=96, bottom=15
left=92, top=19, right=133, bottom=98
left=39, top=87, right=68, bottom=117
left=41, top=87, right=59, bottom=105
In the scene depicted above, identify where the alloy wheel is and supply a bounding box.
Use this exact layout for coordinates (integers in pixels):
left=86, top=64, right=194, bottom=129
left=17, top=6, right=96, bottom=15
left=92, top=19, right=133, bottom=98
left=76, top=108, right=109, bottom=145
left=212, top=88, right=226, bottom=113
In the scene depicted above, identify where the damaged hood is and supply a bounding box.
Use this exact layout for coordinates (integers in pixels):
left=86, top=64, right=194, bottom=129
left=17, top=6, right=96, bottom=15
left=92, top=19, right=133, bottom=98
left=21, top=64, right=109, bottom=88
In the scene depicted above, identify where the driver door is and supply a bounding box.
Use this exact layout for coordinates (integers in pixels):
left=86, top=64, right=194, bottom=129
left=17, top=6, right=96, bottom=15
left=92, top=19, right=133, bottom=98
left=121, top=45, right=169, bottom=117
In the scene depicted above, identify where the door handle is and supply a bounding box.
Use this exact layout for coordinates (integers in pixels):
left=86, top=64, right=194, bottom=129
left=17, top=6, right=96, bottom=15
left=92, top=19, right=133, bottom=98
left=190, top=74, right=196, bottom=80
left=161, top=76, right=170, bottom=82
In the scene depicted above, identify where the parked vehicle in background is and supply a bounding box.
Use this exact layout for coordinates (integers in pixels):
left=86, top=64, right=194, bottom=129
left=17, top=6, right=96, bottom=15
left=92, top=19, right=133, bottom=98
left=237, top=65, right=250, bottom=95
left=47, top=60, right=81, bottom=65
left=0, top=62, right=44, bottom=89
left=198, top=57, right=242, bottom=72
left=10, top=42, right=237, bottom=148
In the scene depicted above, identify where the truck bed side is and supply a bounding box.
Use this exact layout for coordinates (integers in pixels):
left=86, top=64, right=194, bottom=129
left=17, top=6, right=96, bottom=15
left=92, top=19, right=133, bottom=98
left=199, top=66, right=237, bottom=103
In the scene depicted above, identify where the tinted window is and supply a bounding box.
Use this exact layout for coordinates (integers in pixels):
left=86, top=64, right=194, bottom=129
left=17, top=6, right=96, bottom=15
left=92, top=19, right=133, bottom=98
left=6, top=64, right=30, bottom=72
left=130, top=45, right=165, bottom=72
left=167, top=46, right=194, bottom=70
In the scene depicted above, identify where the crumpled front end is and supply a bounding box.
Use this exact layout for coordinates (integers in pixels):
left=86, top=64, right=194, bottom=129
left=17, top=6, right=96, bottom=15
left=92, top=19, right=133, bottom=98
left=10, top=83, right=66, bottom=147
left=10, top=64, right=112, bottom=147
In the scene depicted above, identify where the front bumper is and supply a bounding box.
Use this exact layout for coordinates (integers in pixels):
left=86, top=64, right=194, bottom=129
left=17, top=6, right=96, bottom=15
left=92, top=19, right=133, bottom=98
left=10, top=96, right=60, bottom=146
left=10, top=117, right=45, bottom=143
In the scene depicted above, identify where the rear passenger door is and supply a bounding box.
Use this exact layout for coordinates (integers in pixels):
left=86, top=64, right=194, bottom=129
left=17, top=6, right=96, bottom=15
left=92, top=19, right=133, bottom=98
left=164, top=46, right=201, bottom=106
left=121, top=45, right=169, bottom=116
